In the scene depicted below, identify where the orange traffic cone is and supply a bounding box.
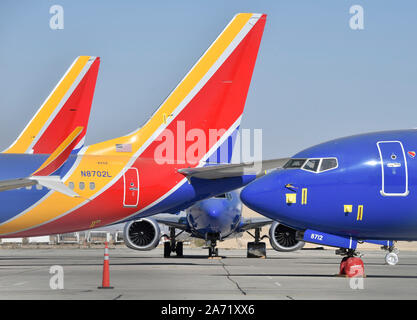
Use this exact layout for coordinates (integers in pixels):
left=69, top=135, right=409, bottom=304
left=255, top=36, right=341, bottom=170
left=98, top=241, right=114, bottom=289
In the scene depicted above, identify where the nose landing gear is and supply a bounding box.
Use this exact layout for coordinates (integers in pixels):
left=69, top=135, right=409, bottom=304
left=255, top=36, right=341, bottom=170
left=207, top=240, right=219, bottom=258
left=382, top=244, right=399, bottom=266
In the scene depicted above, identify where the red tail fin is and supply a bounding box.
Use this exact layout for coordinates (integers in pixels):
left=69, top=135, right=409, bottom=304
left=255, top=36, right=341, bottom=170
left=4, top=56, right=100, bottom=154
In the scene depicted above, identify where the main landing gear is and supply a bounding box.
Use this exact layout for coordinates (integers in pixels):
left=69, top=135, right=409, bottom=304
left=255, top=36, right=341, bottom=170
left=336, top=248, right=365, bottom=277
left=163, top=227, right=184, bottom=258
left=246, top=227, right=268, bottom=258
left=382, top=244, right=399, bottom=266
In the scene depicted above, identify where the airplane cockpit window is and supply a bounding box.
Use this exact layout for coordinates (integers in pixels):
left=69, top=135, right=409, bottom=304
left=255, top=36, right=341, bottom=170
left=285, top=157, right=338, bottom=173
left=284, top=159, right=306, bottom=169
left=320, top=158, right=338, bottom=172
left=302, top=159, right=320, bottom=172
left=214, top=193, right=233, bottom=200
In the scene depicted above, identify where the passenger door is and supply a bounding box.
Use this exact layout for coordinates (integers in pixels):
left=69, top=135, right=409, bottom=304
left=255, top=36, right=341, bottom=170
left=123, top=167, right=139, bottom=207
left=377, top=141, right=409, bottom=196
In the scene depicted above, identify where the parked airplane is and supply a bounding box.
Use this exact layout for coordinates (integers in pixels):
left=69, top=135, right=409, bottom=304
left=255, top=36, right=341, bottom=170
left=0, top=14, right=277, bottom=242
left=123, top=191, right=305, bottom=258
left=240, top=131, right=417, bottom=275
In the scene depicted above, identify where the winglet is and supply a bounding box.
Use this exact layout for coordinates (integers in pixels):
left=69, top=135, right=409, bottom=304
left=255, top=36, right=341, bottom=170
left=32, top=126, right=84, bottom=176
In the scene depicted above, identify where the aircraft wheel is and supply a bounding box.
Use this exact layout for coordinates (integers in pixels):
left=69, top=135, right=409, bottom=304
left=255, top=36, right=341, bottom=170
left=208, top=247, right=218, bottom=257
left=385, top=252, right=399, bottom=266
left=164, top=242, right=171, bottom=258
left=247, top=242, right=266, bottom=258
left=176, top=242, right=183, bottom=257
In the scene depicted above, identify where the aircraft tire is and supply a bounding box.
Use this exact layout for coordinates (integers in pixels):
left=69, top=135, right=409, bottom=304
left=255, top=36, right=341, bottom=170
left=176, top=242, right=183, bottom=257
left=164, top=242, right=171, bottom=258
left=385, top=252, right=399, bottom=265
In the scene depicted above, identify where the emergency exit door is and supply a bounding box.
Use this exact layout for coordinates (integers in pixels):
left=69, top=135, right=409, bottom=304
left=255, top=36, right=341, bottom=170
left=123, top=167, right=139, bottom=207
left=377, top=141, right=409, bottom=196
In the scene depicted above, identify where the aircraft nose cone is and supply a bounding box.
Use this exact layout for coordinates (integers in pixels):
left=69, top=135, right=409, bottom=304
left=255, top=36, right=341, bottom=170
left=200, top=202, right=223, bottom=219
left=240, top=172, right=280, bottom=217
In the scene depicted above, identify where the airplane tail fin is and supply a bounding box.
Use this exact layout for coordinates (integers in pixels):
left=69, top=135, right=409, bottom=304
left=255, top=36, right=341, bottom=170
left=4, top=56, right=100, bottom=155
left=87, top=13, right=266, bottom=171
left=32, top=126, right=84, bottom=176
left=147, top=13, right=266, bottom=166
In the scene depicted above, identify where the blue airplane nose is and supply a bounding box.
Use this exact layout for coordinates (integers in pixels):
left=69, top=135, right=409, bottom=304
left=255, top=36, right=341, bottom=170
left=240, top=172, right=282, bottom=219
left=200, top=201, right=223, bottom=219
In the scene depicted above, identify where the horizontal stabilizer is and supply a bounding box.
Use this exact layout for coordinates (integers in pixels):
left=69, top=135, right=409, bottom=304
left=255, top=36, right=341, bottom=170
left=0, top=178, right=36, bottom=192
left=0, top=176, right=79, bottom=198
left=29, top=176, right=80, bottom=198
left=178, top=158, right=289, bottom=179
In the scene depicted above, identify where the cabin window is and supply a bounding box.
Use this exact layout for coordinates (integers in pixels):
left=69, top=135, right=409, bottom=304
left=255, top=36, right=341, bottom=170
left=319, top=158, right=338, bottom=172
left=284, top=159, right=306, bottom=169
left=89, top=182, right=95, bottom=190
left=68, top=182, right=74, bottom=190
left=302, top=159, right=320, bottom=172
left=79, top=182, right=85, bottom=190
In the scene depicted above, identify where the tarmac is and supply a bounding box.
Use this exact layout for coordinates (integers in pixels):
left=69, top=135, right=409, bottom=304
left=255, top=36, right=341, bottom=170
left=0, top=247, right=416, bottom=300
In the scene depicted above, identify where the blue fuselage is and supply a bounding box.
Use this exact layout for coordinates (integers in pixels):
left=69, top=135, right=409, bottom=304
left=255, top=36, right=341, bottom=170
left=241, top=130, right=417, bottom=241
left=186, top=192, right=242, bottom=240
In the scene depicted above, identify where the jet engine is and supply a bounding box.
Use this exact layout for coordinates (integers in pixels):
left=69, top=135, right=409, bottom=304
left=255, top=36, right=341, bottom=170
left=123, top=218, right=161, bottom=251
left=269, top=222, right=305, bottom=252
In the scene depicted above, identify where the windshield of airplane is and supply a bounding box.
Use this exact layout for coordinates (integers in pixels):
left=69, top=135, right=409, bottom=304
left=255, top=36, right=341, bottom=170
left=284, top=158, right=338, bottom=173
left=214, top=193, right=232, bottom=200
left=320, top=158, right=338, bottom=172
left=303, top=159, right=320, bottom=172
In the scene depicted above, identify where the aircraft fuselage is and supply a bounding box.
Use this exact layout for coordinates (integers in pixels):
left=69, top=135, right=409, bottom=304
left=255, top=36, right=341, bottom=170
left=241, top=129, right=417, bottom=240
left=0, top=153, right=255, bottom=238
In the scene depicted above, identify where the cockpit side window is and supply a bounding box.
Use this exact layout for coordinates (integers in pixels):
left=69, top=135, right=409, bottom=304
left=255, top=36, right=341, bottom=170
left=284, top=159, right=306, bottom=169
left=319, top=158, right=338, bottom=172
left=302, top=159, right=320, bottom=172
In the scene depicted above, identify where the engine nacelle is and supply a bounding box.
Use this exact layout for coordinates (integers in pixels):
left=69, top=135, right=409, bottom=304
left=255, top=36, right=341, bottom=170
left=269, top=221, right=305, bottom=252
left=123, top=218, right=161, bottom=251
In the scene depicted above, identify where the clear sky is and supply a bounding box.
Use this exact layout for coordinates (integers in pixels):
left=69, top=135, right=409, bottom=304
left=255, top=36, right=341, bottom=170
left=0, top=1, right=416, bottom=159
